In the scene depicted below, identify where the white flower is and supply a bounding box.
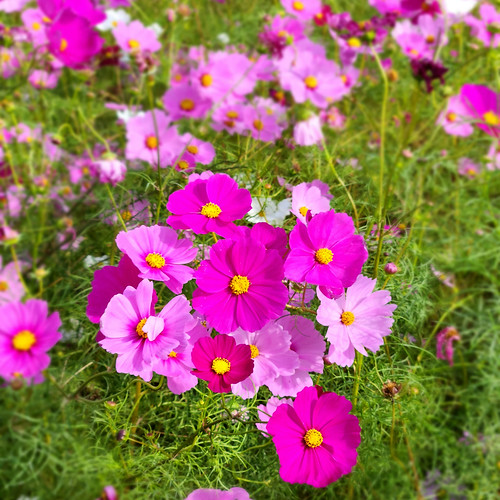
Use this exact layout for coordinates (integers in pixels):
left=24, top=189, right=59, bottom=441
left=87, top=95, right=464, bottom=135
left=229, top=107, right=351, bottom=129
left=247, top=197, right=291, bottom=226
left=148, top=23, right=163, bottom=37
left=116, top=109, right=144, bottom=123
left=441, top=0, right=477, bottom=16
left=97, top=9, right=131, bottom=31
left=217, top=33, right=230, bottom=44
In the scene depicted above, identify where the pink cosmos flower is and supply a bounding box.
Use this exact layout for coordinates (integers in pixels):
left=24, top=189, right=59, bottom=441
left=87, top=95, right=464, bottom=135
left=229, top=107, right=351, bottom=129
left=0, top=256, right=25, bottom=305
left=109, top=199, right=151, bottom=228
left=180, top=135, right=215, bottom=165
left=267, top=386, right=361, bottom=488
left=116, top=225, right=197, bottom=293
left=430, top=265, right=455, bottom=288
left=465, top=3, right=500, bottom=48
left=259, top=15, right=305, bottom=56
left=162, top=84, right=212, bottom=121
left=458, top=158, right=481, bottom=179
left=191, top=334, right=253, bottom=393
left=0, top=299, right=61, bottom=381
left=28, top=70, right=60, bottom=90
left=256, top=396, right=293, bottom=436
left=21, top=8, right=50, bottom=46
left=281, top=0, right=322, bottom=21
left=125, top=110, right=184, bottom=167
left=317, top=275, right=397, bottom=367
left=192, top=238, right=289, bottom=334
left=113, top=20, right=161, bottom=53
left=229, top=323, right=299, bottom=399
left=86, top=255, right=142, bottom=324
left=185, top=487, right=251, bottom=500
left=267, top=315, right=326, bottom=397
left=47, top=9, right=104, bottom=69
left=486, top=141, right=500, bottom=171
left=291, top=182, right=331, bottom=224
left=460, top=84, right=500, bottom=138
left=236, top=222, right=289, bottom=260
left=243, top=105, right=283, bottom=142
left=94, top=158, right=126, bottom=186
left=437, top=95, right=474, bottom=137
left=436, top=326, right=461, bottom=366
left=99, top=279, right=193, bottom=381
left=294, top=115, right=324, bottom=146
left=0, top=0, right=29, bottom=13
left=284, top=210, right=368, bottom=298
left=400, top=0, right=441, bottom=19
left=369, top=0, right=401, bottom=14
left=212, top=102, right=247, bottom=135
left=39, top=0, right=106, bottom=25
left=166, top=173, right=251, bottom=238
left=0, top=48, right=20, bottom=79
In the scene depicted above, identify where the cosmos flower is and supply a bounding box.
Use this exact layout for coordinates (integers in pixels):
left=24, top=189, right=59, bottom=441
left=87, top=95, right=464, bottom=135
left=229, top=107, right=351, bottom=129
left=437, top=95, right=474, bottom=137
left=281, top=0, right=322, bottom=22
left=191, top=334, right=253, bottom=393
left=162, top=84, right=212, bottom=121
left=256, top=396, right=293, bottom=436
left=185, top=487, right=252, bottom=500
left=267, top=386, right=361, bottom=488
left=291, top=182, right=331, bottom=224
left=458, top=158, right=481, bottom=179
left=0, top=256, right=25, bottom=306
left=436, top=326, right=461, bottom=366
left=192, top=238, right=288, bottom=334
left=115, top=225, right=197, bottom=293
left=317, top=274, right=397, bottom=367
left=284, top=210, right=368, bottom=298
left=465, top=3, right=500, bottom=48
left=246, top=197, right=291, bottom=226
left=166, top=173, right=251, bottom=238
left=0, top=299, right=61, bottom=382
left=460, top=84, right=500, bottom=138
left=113, top=20, right=161, bottom=53
left=293, top=115, right=324, bottom=146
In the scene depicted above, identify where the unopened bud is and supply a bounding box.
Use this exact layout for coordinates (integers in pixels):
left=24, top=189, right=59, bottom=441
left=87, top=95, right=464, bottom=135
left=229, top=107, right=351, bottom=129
left=384, top=262, right=398, bottom=274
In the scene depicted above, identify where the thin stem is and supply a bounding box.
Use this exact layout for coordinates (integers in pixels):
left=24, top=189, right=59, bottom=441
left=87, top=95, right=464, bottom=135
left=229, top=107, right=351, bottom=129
left=352, top=351, right=364, bottom=411
left=105, top=183, right=127, bottom=232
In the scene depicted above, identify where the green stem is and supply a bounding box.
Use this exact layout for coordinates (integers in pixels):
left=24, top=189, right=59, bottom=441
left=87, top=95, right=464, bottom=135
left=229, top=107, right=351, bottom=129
left=105, top=183, right=127, bottom=232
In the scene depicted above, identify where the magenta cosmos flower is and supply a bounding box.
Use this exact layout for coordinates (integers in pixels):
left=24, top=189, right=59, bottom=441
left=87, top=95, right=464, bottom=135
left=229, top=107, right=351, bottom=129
left=99, top=279, right=193, bottom=381
left=284, top=210, right=368, bottom=298
left=267, top=386, right=361, bottom=488
left=113, top=20, right=161, bottom=53
left=185, top=487, right=251, bottom=500
left=192, top=238, right=288, bottom=334
left=0, top=256, right=25, bottom=305
left=47, top=9, right=104, bottom=69
left=317, top=274, right=397, bottom=367
left=162, top=84, right=212, bottom=121
left=460, top=84, right=500, bottom=137
left=436, top=326, right=461, bottom=366
left=166, top=173, right=251, bottom=238
left=437, top=95, right=474, bottom=137
left=116, top=225, right=197, bottom=293
left=281, top=0, right=321, bottom=21
left=191, top=334, right=253, bottom=393
left=0, top=299, right=61, bottom=381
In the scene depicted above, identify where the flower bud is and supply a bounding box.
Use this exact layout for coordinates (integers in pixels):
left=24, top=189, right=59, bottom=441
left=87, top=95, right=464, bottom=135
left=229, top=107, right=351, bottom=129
left=384, top=262, right=398, bottom=274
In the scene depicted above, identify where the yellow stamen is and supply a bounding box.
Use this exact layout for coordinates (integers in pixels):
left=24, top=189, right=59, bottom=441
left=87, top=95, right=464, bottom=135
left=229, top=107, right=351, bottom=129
left=12, top=330, right=36, bottom=351
left=277, top=30, right=288, bottom=38
left=292, top=1, right=304, bottom=11
left=187, top=145, right=198, bottom=154
left=128, top=39, right=140, bottom=50
left=0, top=280, right=8, bottom=291
left=341, top=311, right=355, bottom=326
left=483, top=111, right=500, bottom=126
left=121, top=210, right=132, bottom=222
left=315, top=248, right=333, bottom=265
left=299, top=206, right=308, bottom=217
left=42, top=16, right=51, bottom=23
left=145, top=253, right=165, bottom=269
left=200, top=202, right=222, bottom=218
left=200, top=73, right=213, bottom=87
left=253, top=119, right=264, bottom=131
left=304, top=75, right=318, bottom=90
left=347, top=37, right=361, bottom=47
left=304, top=428, right=323, bottom=448
left=446, top=112, right=457, bottom=123
left=59, top=38, right=68, bottom=52
left=249, top=344, right=259, bottom=359
left=180, top=98, right=195, bottom=111
left=168, top=351, right=177, bottom=358
left=229, top=275, right=250, bottom=295
left=177, top=160, right=189, bottom=170
left=212, top=357, right=231, bottom=375
left=32, top=22, right=41, bottom=31
left=136, top=318, right=148, bottom=339
left=226, top=110, right=239, bottom=119
left=425, top=35, right=435, bottom=44
left=112, top=21, right=118, bottom=27
left=145, top=136, right=158, bottom=150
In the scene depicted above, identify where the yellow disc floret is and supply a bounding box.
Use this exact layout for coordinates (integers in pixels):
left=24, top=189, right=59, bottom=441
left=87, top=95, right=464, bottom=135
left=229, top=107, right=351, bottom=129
left=180, top=98, right=195, bottom=111
left=226, top=110, right=239, bottom=119
left=145, top=252, right=165, bottom=269
left=347, top=37, right=361, bottom=47
left=304, top=428, right=323, bottom=448
left=12, top=330, right=36, bottom=351
left=187, top=145, right=198, bottom=154
left=0, top=280, right=8, bottom=292
left=145, top=135, right=158, bottom=150
left=250, top=344, right=259, bottom=359
left=212, top=357, right=231, bottom=375
left=60, top=38, right=68, bottom=51
left=200, top=202, right=222, bottom=218
left=304, top=75, right=318, bottom=90
left=315, top=248, right=333, bottom=265
left=299, top=206, right=308, bottom=217
left=341, top=311, right=355, bottom=326
left=169, top=351, right=177, bottom=358
left=253, top=119, right=264, bottom=131
left=293, top=1, right=304, bottom=11
left=229, top=275, right=250, bottom=295
left=121, top=210, right=132, bottom=222
left=201, top=73, right=213, bottom=87
left=128, top=39, right=140, bottom=50
left=136, top=318, right=148, bottom=339
left=483, top=111, right=500, bottom=126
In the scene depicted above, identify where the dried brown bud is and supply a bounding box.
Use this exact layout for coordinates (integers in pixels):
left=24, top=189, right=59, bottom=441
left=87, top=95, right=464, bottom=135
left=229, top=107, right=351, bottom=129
left=382, top=380, right=401, bottom=399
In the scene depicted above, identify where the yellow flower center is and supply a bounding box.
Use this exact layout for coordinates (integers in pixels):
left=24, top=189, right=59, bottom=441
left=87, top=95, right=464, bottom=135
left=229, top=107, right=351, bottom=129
left=347, top=37, right=361, bottom=47
left=187, top=145, right=198, bottom=154
left=299, top=206, right=308, bottom=217
left=425, top=35, right=435, bottom=44
left=145, top=252, right=165, bottom=269
left=253, top=119, right=264, bottom=131
left=177, top=160, right=189, bottom=170
left=341, top=311, right=355, bottom=326
left=229, top=275, right=250, bottom=295
left=409, top=49, right=419, bottom=56
left=180, top=98, right=195, bottom=111
left=60, top=38, right=68, bottom=52
left=145, top=135, right=158, bottom=150
left=341, top=74, right=348, bottom=85
left=304, top=75, right=318, bottom=90
left=201, top=73, right=213, bottom=87
left=466, top=168, right=477, bottom=177
left=200, top=202, right=222, bottom=218
left=136, top=318, right=148, bottom=339
left=121, top=210, right=132, bottom=222
left=1, top=53, right=11, bottom=62
left=277, top=30, right=288, bottom=38
left=212, top=357, right=231, bottom=375
left=304, top=428, right=323, bottom=448
left=12, top=330, right=36, bottom=351
left=0, top=280, right=8, bottom=291
left=293, top=1, right=304, bottom=11
left=446, top=112, right=457, bottom=123
left=483, top=111, right=500, bottom=126
left=169, top=351, right=177, bottom=358
left=128, top=39, right=140, bottom=50
left=250, top=344, right=259, bottom=359
left=112, top=20, right=118, bottom=27
left=226, top=110, right=239, bottom=119
left=32, top=22, right=41, bottom=31
left=42, top=16, right=51, bottom=23
left=315, top=248, right=333, bottom=265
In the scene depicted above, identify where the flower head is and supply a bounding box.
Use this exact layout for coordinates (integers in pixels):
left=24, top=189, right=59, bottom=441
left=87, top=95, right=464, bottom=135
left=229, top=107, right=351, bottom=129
left=436, top=326, right=460, bottom=366
left=0, top=256, right=25, bottom=306
left=113, top=20, right=161, bottom=53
